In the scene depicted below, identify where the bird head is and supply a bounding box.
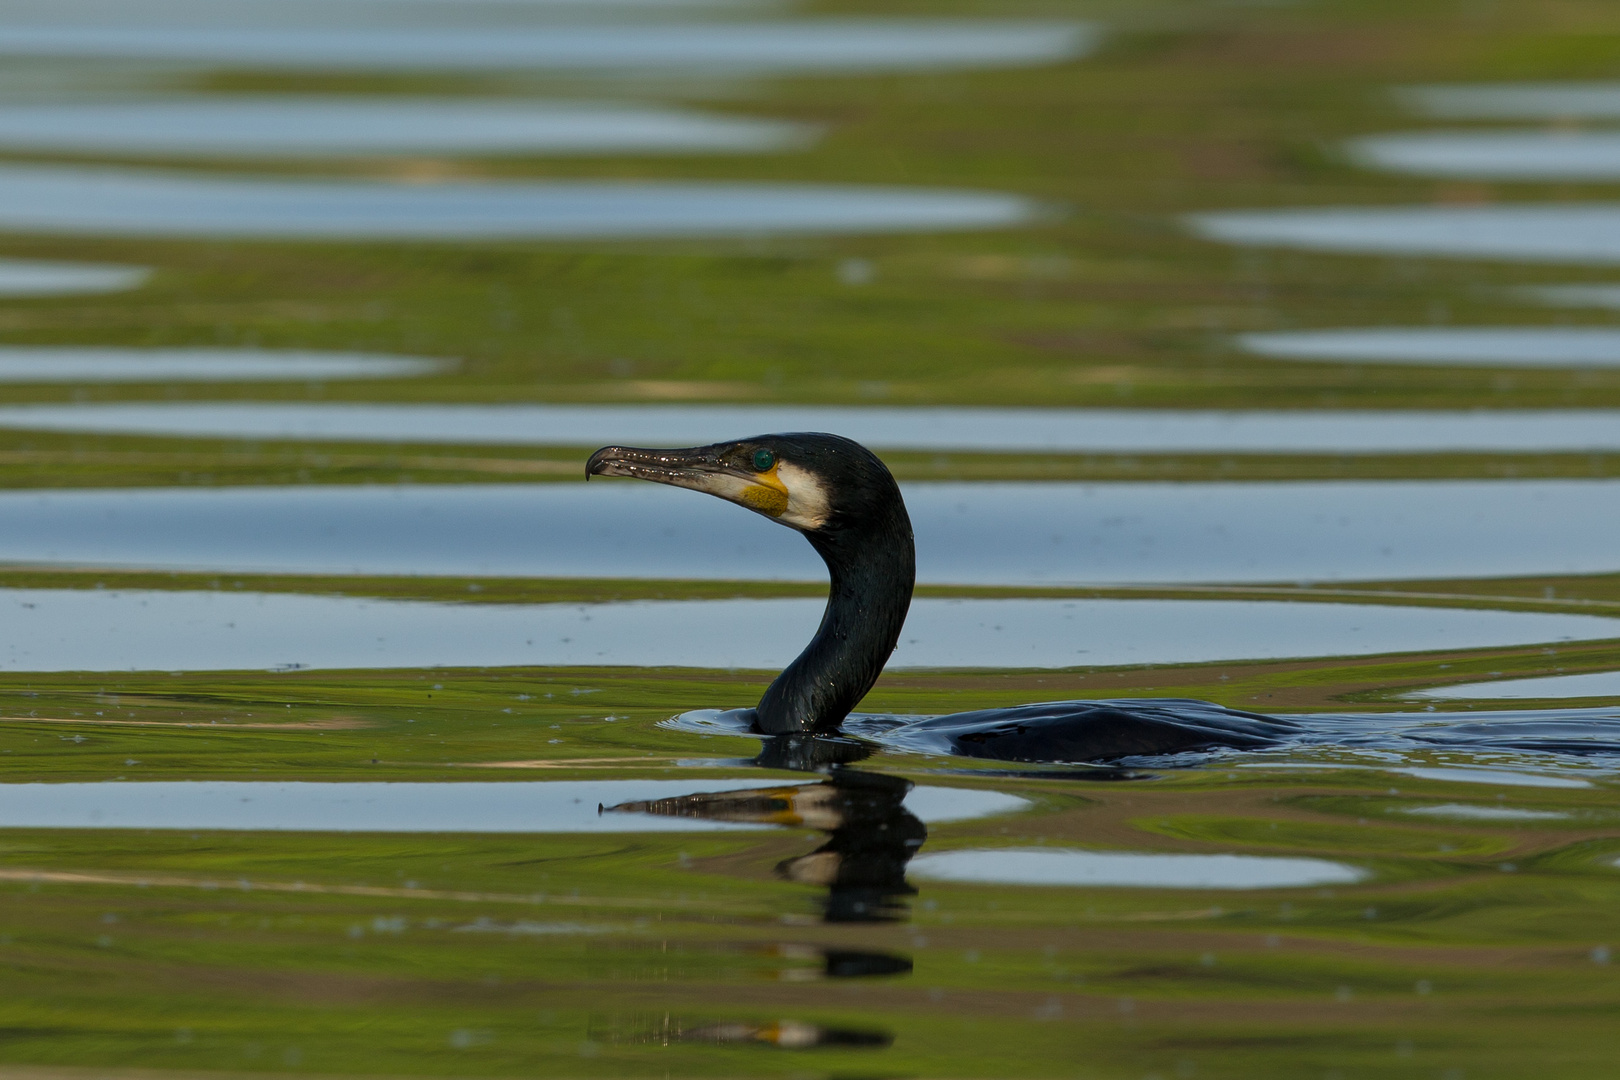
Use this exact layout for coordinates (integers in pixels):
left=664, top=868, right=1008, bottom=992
left=585, top=432, right=900, bottom=536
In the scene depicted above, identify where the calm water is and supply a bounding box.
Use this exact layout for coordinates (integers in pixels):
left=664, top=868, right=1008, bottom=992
left=1225, top=762, right=1594, bottom=786
left=0, top=98, right=814, bottom=157
left=14, top=401, right=1620, bottom=452
left=1, top=589, right=1611, bottom=672
left=5, top=11, right=1620, bottom=1079
left=1350, top=129, right=1620, bottom=181
left=907, top=849, right=1363, bottom=889
left=1192, top=204, right=1620, bottom=264
left=1398, top=82, right=1620, bottom=119
left=1, top=481, right=1617, bottom=583
left=7, top=735, right=1606, bottom=1076
left=1416, top=670, right=1620, bottom=701
left=0, top=165, right=1036, bottom=240
left=0, top=256, right=146, bottom=295
left=0, top=780, right=1028, bottom=832
left=0, top=0, right=741, bottom=25
left=0, top=347, right=444, bottom=382
left=0, top=21, right=1094, bottom=73
left=1401, top=803, right=1569, bottom=821
left=1239, top=327, right=1620, bottom=367
left=1391, top=765, right=1595, bottom=788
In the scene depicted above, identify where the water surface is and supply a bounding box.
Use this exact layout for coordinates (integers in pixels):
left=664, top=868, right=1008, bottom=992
left=0, top=21, right=1094, bottom=73
left=1239, top=328, right=1620, bottom=368
left=2, top=589, right=1610, bottom=672
left=1398, top=82, right=1620, bottom=119
left=0, top=347, right=444, bottom=382
left=0, top=480, right=1616, bottom=584
left=0, top=0, right=740, bottom=26
left=908, top=848, right=1363, bottom=889
left=0, top=165, right=1036, bottom=240
left=1416, top=670, right=1620, bottom=701
left=0, top=779, right=1027, bottom=832
left=0, top=98, right=813, bottom=157
left=1400, top=803, right=1568, bottom=821
left=5, top=8, right=1618, bottom=1079
left=15, top=401, right=1620, bottom=452
left=1192, top=204, right=1620, bottom=264
left=1391, top=766, right=1593, bottom=788
left=0, top=256, right=146, bottom=295
left=1349, top=129, right=1620, bottom=181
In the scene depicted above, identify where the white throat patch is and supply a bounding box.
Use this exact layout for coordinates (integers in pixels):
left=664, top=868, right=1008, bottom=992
left=774, top=460, right=831, bottom=530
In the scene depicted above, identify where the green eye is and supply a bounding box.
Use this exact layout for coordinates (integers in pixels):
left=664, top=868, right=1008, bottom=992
left=751, top=449, right=776, bottom=471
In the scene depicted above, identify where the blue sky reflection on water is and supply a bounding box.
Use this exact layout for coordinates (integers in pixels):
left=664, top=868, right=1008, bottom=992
left=10, top=402, right=1620, bottom=452
left=907, top=848, right=1364, bottom=889
left=0, top=165, right=1037, bottom=240
left=1415, top=670, right=1620, bottom=701
left=0, top=257, right=147, bottom=296
left=2, top=590, right=1613, bottom=672
left=1191, top=203, right=1620, bottom=264
left=0, top=0, right=742, bottom=20
left=0, top=98, right=814, bottom=158
left=0, top=780, right=1028, bottom=833
left=0, top=348, right=444, bottom=382
left=1400, top=804, right=1570, bottom=822
left=1239, top=328, right=1620, bottom=368
left=0, top=21, right=1094, bottom=73
left=0, top=481, right=1617, bottom=583
left=1398, top=82, right=1620, bottom=119
left=1349, top=129, right=1620, bottom=182
left=0, top=0, right=753, bottom=28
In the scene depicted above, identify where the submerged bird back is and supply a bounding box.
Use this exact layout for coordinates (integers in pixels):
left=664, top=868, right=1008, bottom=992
left=866, top=698, right=1299, bottom=763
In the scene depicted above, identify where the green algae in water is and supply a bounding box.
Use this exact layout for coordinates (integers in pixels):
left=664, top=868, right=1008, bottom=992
left=0, top=661, right=1616, bottom=1077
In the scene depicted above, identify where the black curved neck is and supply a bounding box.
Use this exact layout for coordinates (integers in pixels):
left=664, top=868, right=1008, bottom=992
left=755, top=502, right=915, bottom=735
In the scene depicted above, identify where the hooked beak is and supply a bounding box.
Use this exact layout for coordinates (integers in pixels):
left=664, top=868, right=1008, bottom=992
left=586, top=443, right=790, bottom=518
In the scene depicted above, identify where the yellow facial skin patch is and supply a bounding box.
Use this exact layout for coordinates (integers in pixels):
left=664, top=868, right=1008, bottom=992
left=739, top=463, right=790, bottom=517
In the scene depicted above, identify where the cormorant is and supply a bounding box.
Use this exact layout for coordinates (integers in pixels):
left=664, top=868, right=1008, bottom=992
left=586, top=432, right=1297, bottom=763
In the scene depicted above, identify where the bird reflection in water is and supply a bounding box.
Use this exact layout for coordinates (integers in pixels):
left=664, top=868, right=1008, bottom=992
left=617, top=1015, right=893, bottom=1050
left=602, top=736, right=910, bottom=1050
left=607, top=737, right=923, bottom=924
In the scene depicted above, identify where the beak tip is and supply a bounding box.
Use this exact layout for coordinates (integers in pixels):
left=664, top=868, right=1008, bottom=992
left=584, top=446, right=615, bottom=479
